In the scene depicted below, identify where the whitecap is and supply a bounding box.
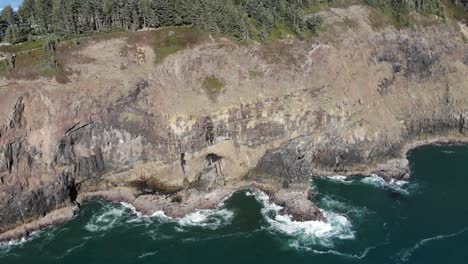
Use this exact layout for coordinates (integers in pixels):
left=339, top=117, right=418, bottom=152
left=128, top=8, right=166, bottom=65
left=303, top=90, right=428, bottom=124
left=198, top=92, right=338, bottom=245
left=441, top=150, right=455, bottom=154
left=178, top=208, right=235, bottom=230
left=245, top=191, right=255, bottom=197
left=120, top=202, right=170, bottom=223
left=360, top=175, right=410, bottom=195
left=150, top=210, right=171, bottom=219
left=321, top=174, right=412, bottom=195
left=399, top=227, right=468, bottom=262
left=250, top=190, right=355, bottom=248
left=321, top=175, right=353, bottom=185
left=138, top=250, right=158, bottom=259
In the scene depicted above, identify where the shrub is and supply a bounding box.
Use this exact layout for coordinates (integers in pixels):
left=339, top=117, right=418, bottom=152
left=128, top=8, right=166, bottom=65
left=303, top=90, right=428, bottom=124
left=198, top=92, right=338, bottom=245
left=202, top=76, right=224, bottom=101
left=306, top=15, right=324, bottom=34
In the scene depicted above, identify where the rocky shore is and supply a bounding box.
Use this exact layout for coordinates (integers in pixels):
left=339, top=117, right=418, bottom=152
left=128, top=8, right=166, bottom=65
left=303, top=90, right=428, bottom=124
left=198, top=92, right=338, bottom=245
left=1, top=5, right=467, bottom=244
left=2, top=137, right=468, bottom=244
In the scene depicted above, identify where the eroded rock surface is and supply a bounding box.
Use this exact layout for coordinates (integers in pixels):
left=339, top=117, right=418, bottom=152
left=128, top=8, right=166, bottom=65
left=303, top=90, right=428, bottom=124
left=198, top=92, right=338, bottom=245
left=0, top=6, right=467, bottom=241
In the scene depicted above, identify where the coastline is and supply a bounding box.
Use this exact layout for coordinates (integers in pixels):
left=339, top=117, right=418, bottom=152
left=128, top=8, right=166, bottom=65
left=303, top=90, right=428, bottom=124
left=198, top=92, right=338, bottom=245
left=1, top=136, right=467, bottom=245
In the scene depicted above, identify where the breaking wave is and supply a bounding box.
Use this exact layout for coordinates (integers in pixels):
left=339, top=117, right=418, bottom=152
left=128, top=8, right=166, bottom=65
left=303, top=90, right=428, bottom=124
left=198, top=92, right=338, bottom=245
left=250, top=190, right=355, bottom=248
left=120, top=202, right=169, bottom=224
left=321, top=175, right=412, bottom=195
left=360, top=175, right=410, bottom=194
left=178, top=209, right=235, bottom=230
left=0, top=231, right=41, bottom=254
left=84, top=201, right=235, bottom=233
left=323, top=175, right=354, bottom=185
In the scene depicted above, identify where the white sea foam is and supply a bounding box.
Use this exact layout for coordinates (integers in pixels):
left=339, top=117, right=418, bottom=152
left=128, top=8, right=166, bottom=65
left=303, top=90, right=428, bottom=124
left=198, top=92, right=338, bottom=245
left=360, top=174, right=410, bottom=194
left=441, top=150, right=455, bottom=154
left=138, top=250, right=158, bottom=259
left=245, top=191, right=256, bottom=197
left=322, top=174, right=413, bottom=195
left=0, top=231, right=41, bottom=253
left=308, top=246, right=376, bottom=259
left=121, top=202, right=170, bottom=223
left=319, top=195, right=370, bottom=218
left=84, top=204, right=127, bottom=232
left=122, top=201, right=235, bottom=230
left=250, top=190, right=355, bottom=248
left=323, top=175, right=353, bottom=185
left=178, top=209, right=235, bottom=230
left=399, top=227, right=468, bottom=262
left=58, top=242, right=87, bottom=258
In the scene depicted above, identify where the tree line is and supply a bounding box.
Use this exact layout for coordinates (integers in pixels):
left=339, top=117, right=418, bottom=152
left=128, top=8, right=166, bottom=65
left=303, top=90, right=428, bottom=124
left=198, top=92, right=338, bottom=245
left=0, top=0, right=330, bottom=43
left=0, top=0, right=467, bottom=44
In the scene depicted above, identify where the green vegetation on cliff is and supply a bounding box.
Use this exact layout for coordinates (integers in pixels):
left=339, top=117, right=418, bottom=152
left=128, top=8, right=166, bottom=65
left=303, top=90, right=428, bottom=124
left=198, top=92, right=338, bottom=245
left=0, top=0, right=466, bottom=81
left=202, top=76, right=225, bottom=101
left=0, top=0, right=467, bottom=45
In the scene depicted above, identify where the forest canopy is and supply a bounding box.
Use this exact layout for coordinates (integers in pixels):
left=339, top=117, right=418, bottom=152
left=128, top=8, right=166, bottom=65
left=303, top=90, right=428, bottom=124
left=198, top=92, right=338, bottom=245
left=0, top=0, right=467, bottom=44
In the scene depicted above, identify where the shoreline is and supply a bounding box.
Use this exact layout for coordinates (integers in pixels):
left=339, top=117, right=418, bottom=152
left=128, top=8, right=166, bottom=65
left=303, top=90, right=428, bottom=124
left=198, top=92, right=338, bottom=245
left=1, top=136, right=467, bottom=245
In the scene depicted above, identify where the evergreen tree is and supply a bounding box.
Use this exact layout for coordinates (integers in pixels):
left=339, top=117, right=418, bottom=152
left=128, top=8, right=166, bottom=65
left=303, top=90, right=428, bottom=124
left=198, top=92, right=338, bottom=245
left=17, top=0, right=35, bottom=25
left=1, top=5, right=15, bottom=26
left=34, top=0, right=53, bottom=33
left=0, top=0, right=458, bottom=45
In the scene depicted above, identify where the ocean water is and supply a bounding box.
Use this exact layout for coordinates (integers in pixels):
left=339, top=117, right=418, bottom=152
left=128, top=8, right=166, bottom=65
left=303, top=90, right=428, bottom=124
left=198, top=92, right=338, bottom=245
left=1, top=145, right=468, bottom=263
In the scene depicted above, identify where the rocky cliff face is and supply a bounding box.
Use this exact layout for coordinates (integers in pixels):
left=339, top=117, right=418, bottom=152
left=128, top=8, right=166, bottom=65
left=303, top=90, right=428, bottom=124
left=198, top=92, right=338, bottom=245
left=0, top=6, right=467, bottom=240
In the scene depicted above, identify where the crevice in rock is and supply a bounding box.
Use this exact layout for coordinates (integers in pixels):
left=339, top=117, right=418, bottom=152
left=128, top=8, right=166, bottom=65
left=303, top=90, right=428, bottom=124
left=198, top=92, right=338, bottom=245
left=4, top=142, right=25, bottom=174
left=65, top=122, right=91, bottom=136
left=67, top=179, right=80, bottom=205
left=180, top=152, right=186, bottom=174
left=460, top=114, right=465, bottom=135
left=204, top=116, right=214, bottom=145
left=205, top=153, right=222, bottom=166
left=5, top=143, right=13, bottom=174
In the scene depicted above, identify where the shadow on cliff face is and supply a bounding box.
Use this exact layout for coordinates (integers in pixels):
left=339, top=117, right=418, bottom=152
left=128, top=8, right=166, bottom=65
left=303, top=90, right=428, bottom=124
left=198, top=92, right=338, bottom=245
left=129, top=178, right=183, bottom=196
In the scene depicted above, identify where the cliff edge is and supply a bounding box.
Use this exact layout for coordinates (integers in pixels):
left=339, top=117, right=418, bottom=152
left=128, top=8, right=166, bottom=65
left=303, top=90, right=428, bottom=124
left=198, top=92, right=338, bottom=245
left=1, top=6, right=467, bottom=242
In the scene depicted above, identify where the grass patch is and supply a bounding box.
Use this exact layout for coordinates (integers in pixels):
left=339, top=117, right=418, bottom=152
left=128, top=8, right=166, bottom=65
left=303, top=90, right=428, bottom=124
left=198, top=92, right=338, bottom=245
left=202, top=76, right=224, bottom=101
left=120, top=112, right=143, bottom=123
left=138, top=27, right=208, bottom=64
left=442, top=0, right=468, bottom=22
left=269, top=23, right=296, bottom=41
left=0, top=27, right=208, bottom=81
left=304, top=0, right=362, bottom=14
left=154, top=36, right=186, bottom=64
left=0, top=48, right=68, bottom=83
left=367, top=6, right=396, bottom=29
left=0, top=39, right=45, bottom=53
left=0, top=59, right=10, bottom=74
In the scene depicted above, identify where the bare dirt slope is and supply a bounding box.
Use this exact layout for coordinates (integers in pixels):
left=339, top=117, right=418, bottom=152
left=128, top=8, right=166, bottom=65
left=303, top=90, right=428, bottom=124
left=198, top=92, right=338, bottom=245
left=0, top=6, right=467, bottom=241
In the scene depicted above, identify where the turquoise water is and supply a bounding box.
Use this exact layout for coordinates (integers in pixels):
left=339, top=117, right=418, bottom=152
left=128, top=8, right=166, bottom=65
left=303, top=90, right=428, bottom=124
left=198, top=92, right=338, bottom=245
left=1, top=145, right=468, bottom=263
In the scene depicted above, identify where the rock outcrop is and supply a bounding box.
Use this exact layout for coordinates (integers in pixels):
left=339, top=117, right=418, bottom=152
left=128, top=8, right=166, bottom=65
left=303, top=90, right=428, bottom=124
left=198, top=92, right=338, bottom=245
left=0, top=5, right=467, bottom=241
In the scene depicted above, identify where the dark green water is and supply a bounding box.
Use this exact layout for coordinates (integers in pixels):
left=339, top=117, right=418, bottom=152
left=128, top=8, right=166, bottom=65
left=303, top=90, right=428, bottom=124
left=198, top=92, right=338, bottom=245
left=1, top=145, right=468, bottom=263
